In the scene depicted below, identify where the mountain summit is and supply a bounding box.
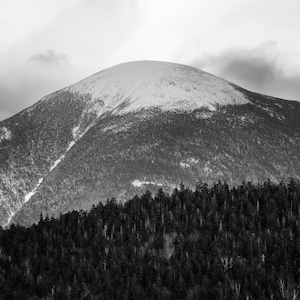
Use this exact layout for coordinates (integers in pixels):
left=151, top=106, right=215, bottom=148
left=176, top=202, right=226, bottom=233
left=1, top=61, right=300, bottom=226
left=67, top=61, right=249, bottom=114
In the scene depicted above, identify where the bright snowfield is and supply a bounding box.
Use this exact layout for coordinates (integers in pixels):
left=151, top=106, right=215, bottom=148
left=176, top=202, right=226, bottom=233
left=67, top=61, right=250, bottom=116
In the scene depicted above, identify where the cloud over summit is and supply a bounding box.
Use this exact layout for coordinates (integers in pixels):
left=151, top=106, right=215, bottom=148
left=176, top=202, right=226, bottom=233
left=29, top=50, right=70, bottom=66
left=0, top=0, right=300, bottom=116
left=196, top=44, right=300, bottom=101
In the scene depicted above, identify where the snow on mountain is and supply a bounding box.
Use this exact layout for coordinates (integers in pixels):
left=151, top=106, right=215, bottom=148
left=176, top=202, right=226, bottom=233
left=2, top=60, right=300, bottom=227
left=132, top=180, right=163, bottom=188
left=67, top=61, right=250, bottom=116
left=0, top=126, right=12, bottom=142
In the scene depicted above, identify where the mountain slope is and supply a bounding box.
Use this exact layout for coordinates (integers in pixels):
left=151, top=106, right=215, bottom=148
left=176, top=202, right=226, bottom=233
left=1, top=61, right=300, bottom=226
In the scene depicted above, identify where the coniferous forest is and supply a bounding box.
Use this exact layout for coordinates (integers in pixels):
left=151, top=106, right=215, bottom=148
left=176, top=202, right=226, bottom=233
left=1, top=180, right=300, bottom=299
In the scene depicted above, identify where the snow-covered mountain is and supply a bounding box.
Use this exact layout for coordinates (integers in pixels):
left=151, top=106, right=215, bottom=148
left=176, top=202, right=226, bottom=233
left=68, top=61, right=249, bottom=113
left=1, top=61, right=300, bottom=226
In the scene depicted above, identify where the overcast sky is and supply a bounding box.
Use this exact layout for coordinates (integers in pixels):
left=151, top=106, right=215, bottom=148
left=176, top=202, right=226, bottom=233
left=1, top=0, right=300, bottom=120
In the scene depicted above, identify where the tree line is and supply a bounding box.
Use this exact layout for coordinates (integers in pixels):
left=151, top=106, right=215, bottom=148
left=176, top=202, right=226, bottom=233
left=1, top=179, right=300, bottom=299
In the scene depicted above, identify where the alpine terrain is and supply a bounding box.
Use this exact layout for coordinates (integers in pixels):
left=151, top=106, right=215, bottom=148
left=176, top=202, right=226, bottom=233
left=0, top=61, right=300, bottom=227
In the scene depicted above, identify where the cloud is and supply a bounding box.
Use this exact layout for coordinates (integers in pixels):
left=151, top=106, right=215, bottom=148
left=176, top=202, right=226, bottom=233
left=0, top=0, right=145, bottom=117
left=0, top=0, right=80, bottom=55
left=194, top=44, right=300, bottom=101
left=1, top=0, right=300, bottom=118
left=29, top=50, right=70, bottom=66
left=0, top=58, right=82, bottom=115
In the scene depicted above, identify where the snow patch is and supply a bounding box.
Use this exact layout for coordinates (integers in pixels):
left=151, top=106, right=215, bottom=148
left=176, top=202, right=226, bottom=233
left=180, top=162, right=190, bottom=168
left=274, top=103, right=283, bottom=108
left=67, top=61, right=250, bottom=117
left=132, top=180, right=163, bottom=188
left=254, top=104, right=285, bottom=120
left=72, top=119, right=97, bottom=143
left=67, top=141, right=75, bottom=151
left=72, top=125, right=80, bottom=139
left=49, top=157, right=63, bottom=171
left=24, top=178, right=44, bottom=203
left=49, top=140, right=76, bottom=172
left=180, top=158, right=200, bottom=168
left=204, top=161, right=212, bottom=175
left=0, top=127, right=12, bottom=142
left=102, top=123, right=132, bottom=133
left=187, top=157, right=199, bottom=164
left=102, top=124, right=118, bottom=132
left=195, top=111, right=214, bottom=119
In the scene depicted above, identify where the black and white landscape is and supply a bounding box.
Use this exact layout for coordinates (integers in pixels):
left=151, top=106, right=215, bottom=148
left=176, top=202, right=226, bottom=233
left=1, top=1, right=300, bottom=299
left=1, top=60, right=300, bottom=227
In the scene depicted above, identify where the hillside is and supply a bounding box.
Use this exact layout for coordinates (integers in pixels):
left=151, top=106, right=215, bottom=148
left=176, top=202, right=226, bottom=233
left=1, top=181, right=300, bottom=299
left=1, top=61, right=300, bottom=227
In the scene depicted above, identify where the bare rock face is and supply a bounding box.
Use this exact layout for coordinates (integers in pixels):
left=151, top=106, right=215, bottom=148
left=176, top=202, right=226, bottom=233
left=1, top=61, right=300, bottom=226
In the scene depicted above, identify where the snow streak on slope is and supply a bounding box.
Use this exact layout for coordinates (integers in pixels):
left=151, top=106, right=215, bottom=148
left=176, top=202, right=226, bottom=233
left=25, top=141, right=76, bottom=202
left=24, top=178, right=44, bottom=203
left=67, top=61, right=250, bottom=116
left=49, top=141, right=76, bottom=171
left=4, top=141, right=77, bottom=227
left=4, top=119, right=98, bottom=227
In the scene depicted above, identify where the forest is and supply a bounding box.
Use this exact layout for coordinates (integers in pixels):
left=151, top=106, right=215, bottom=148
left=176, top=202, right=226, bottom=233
left=1, top=179, right=300, bottom=299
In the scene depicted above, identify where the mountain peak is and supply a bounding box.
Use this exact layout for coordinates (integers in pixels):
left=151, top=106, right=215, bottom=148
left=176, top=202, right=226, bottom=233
left=3, top=60, right=300, bottom=227
left=66, top=60, right=250, bottom=115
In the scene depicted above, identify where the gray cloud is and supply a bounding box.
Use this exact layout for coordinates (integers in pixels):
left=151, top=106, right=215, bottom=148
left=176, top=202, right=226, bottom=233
left=221, top=56, right=277, bottom=90
left=194, top=46, right=300, bottom=101
left=0, top=60, right=82, bottom=116
left=29, top=50, right=70, bottom=66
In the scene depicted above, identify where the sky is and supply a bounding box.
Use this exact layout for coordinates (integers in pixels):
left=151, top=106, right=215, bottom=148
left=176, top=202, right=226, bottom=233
left=1, top=0, right=300, bottom=120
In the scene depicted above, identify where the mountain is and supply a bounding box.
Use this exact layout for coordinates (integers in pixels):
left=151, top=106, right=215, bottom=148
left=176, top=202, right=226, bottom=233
left=1, top=60, right=300, bottom=227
